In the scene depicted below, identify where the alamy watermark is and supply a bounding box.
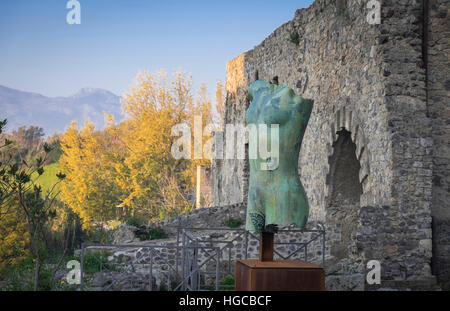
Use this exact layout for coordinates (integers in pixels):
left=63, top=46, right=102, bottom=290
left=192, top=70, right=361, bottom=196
left=65, top=1, right=379, bottom=26
left=171, top=116, right=280, bottom=170
left=366, top=0, right=381, bottom=25
left=66, top=0, right=81, bottom=25
left=366, top=260, right=381, bottom=285
left=66, top=260, right=81, bottom=285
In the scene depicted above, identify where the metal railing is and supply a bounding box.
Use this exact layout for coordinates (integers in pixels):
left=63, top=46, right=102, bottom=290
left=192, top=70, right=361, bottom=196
left=175, top=226, right=326, bottom=290
left=79, top=225, right=325, bottom=291
left=80, top=243, right=221, bottom=291
left=176, top=226, right=326, bottom=265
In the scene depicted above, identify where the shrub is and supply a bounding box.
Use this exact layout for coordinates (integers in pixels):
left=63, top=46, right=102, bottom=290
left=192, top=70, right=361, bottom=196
left=224, top=218, right=243, bottom=229
left=289, top=31, right=300, bottom=46
left=219, top=277, right=235, bottom=291
left=126, top=216, right=145, bottom=227
left=67, top=251, right=112, bottom=275
left=135, top=227, right=168, bottom=241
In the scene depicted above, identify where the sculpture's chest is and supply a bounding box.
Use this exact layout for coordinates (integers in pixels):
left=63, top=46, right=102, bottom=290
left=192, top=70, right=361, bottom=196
left=246, top=95, right=292, bottom=126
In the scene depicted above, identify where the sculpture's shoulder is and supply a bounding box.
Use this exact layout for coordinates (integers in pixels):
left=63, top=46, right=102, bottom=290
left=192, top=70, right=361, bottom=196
left=274, top=86, right=314, bottom=123
left=248, top=80, right=271, bottom=103
left=246, top=80, right=314, bottom=125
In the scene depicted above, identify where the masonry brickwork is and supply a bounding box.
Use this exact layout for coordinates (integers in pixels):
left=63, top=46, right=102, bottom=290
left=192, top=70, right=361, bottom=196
left=211, top=0, right=449, bottom=288
left=428, top=0, right=450, bottom=285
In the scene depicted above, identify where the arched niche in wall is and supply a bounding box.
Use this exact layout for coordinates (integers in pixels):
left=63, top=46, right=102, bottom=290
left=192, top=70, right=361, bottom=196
left=325, top=107, right=370, bottom=202
left=324, top=107, right=369, bottom=261
left=327, top=129, right=362, bottom=207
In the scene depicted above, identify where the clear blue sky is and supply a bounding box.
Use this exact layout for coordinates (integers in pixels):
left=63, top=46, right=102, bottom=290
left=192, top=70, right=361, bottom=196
left=0, top=0, right=313, bottom=98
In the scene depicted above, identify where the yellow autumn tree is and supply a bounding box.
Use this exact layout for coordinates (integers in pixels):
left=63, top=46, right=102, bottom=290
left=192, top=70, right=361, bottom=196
left=60, top=121, right=124, bottom=229
left=116, top=70, right=213, bottom=220
left=60, top=70, right=214, bottom=226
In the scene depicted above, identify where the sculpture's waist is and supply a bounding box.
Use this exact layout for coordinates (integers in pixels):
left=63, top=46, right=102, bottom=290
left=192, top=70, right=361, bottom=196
left=249, top=165, right=300, bottom=176
left=248, top=172, right=303, bottom=184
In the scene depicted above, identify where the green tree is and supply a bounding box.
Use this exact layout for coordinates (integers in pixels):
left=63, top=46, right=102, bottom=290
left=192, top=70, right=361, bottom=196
left=0, top=119, right=67, bottom=290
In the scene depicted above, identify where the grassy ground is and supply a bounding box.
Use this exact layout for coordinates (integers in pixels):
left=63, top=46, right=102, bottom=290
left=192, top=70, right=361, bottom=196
left=31, top=162, right=62, bottom=196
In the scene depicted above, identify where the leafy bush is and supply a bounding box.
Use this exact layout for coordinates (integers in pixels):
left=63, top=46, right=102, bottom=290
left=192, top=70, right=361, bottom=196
left=149, top=227, right=168, bottom=240
left=135, top=227, right=168, bottom=241
left=3, top=250, right=77, bottom=291
left=85, top=226, right=113, bottom=244
left=289, top=31, right=300, bottom=46
left=224, top=218, right=243, bottom=228
left=126, top=216, right=146, bottom=227
left=83, top=252, right=110, bottom=274
left=2, top=255, right=35, bottom=290
left=219, top=277, right=235, bottom=291
left=67, top=251, right=112, bottom=275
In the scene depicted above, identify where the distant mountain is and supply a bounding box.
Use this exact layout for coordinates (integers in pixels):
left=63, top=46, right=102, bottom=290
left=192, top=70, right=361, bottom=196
left=0, top=85, right=123, bottom=136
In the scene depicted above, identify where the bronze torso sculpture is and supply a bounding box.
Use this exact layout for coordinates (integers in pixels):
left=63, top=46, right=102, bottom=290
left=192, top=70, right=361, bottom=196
left=245, top=80, right=314, bottom=232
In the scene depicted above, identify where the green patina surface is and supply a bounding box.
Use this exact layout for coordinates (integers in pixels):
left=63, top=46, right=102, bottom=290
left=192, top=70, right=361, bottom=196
left=245, top=80, right=314, bottom=232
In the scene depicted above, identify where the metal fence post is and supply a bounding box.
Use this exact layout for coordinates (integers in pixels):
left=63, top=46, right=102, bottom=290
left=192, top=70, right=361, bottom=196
left=192, top=240, right=198, bottom=290
left=175, top=226, right=180, bottom=278
left=181, top=229, right=186, bottom=291
left=322, top=230, right=326, bottom=268
left=149, top=248, right=153, bottom=291
left=244, top=230, right=248, bottom=259
left=215, top=248, right=220, bottom=291
left=80, top=243, right=85, bottom=290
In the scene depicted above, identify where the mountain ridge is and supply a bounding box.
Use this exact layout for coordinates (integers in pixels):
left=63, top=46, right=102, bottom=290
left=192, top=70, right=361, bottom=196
left=0, top=85, right=123, bottom=136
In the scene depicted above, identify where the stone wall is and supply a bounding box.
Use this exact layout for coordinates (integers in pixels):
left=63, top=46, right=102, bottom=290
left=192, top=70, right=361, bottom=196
left=428, top=0, right=450, bottom=285
left=101, top=195, right=440, bottom=290
left=374, top=0, right=433, bottom=284
left=212, top=0, right=448, bottom=288
left=148, top=203, right=246, bottom=236
left=211, top=53, right=250, bottom=207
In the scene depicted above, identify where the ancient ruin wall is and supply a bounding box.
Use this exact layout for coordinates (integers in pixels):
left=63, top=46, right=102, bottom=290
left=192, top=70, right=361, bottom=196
left=212, top=0, right=442, bottom=285
left=212, top=54, right=250, bottom=207
left=214, top=0, right=390, bottom=217
left=372, top=0, right=435, bottom=284
left=428, top=0, right=450, bottom=285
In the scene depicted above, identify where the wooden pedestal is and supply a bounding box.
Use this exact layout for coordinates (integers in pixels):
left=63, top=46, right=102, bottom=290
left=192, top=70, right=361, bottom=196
left=235, top=259, right=325, bottom=291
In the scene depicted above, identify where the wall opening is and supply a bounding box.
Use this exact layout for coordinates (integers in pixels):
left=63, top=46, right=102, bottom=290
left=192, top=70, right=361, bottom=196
left=326, top=128, right=363, bottom=261
left=328, top=129, right=362, bottom=206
